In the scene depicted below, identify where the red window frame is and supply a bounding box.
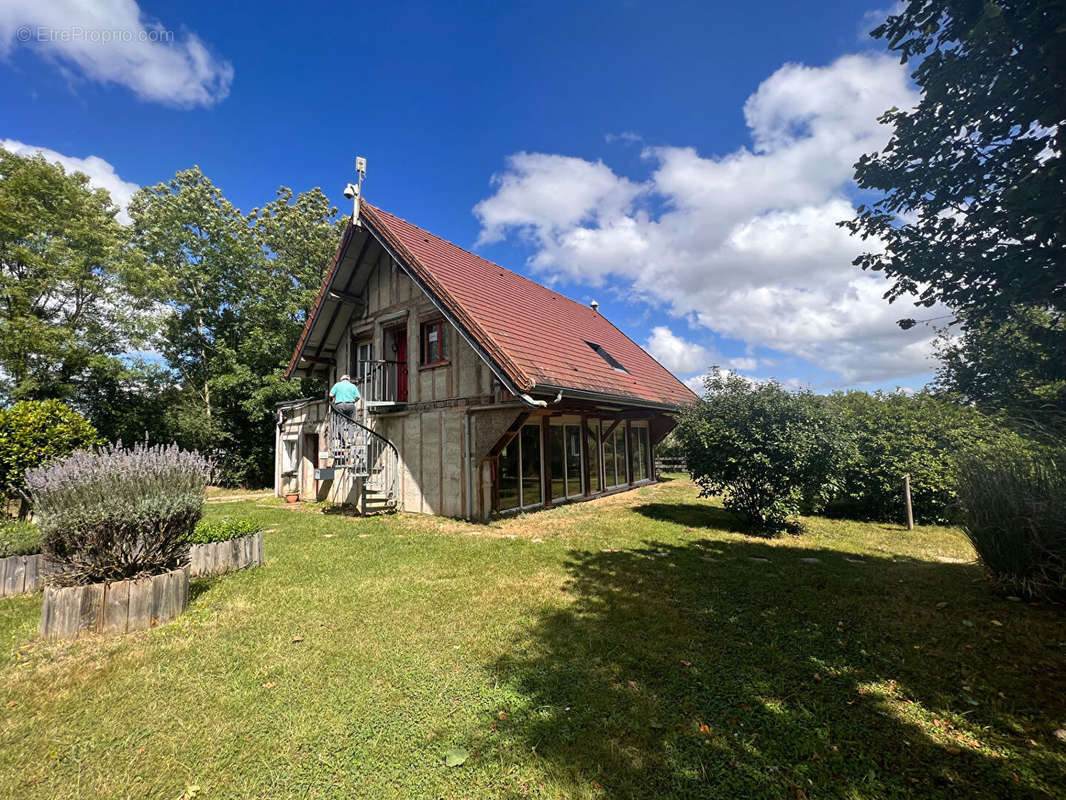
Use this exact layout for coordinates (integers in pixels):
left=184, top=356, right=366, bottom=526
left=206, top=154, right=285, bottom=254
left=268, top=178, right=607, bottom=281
left=420, top=319, right=448, bottom=366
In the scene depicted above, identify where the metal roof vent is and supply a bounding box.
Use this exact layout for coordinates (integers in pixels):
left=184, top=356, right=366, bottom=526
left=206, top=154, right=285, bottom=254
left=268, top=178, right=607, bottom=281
left=589, top=300, right=599, bottom=313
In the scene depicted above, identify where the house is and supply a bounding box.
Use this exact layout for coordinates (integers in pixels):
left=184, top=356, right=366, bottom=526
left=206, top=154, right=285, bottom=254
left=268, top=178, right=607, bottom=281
left=276, top=201, right=696, bottom=519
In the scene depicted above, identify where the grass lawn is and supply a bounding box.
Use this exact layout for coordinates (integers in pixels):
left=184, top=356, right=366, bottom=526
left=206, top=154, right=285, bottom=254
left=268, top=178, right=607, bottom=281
left=1, top=477, right=1064, bottom=799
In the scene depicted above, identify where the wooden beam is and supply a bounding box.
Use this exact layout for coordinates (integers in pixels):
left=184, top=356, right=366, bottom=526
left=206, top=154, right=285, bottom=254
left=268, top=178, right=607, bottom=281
left=486, top=412, right=531, bottom=459
left=299, top=354, right=335, bottom=366
left=328, top=289, right=366, bottom=306
left=601, top=418, right=622, bottom=440
left=312, top=234, right=374, bottom=361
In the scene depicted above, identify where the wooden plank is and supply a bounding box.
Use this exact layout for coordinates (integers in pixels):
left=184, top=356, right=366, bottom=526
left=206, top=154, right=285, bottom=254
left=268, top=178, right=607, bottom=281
left=256, top=531, right=265, bottom=567
left=157, top=570, right=182, bottom=623
left=7, top=556, right=26, bottom=597
left=230, top=538, right=241, bottom=573
left=53, top=586, right=81, bottom=640
left=486, top=412, right=530, bottom=458
left=189, top=543, right=201, bottom=576
left=101, top=579, right=130, bottom=635
left=0, top=556, right=8, bottom=598
left=23, top=554, right=39, bottom=593
left=127, top=577, right=154, bottom=632
left=38, top=586, right=53, bottom=638
left=77, top=582, right=105, bottom=638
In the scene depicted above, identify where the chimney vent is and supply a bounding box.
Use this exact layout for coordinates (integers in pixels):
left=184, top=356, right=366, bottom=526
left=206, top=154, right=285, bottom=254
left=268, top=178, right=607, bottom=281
left=590, top=300, right=599, bottom=313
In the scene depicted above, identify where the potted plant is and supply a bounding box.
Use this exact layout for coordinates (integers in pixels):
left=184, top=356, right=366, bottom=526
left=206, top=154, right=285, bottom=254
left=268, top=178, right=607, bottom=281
left=282, top=471, right=299, bottom=503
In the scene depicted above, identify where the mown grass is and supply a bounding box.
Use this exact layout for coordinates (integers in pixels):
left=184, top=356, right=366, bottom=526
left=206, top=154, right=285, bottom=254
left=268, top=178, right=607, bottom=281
left=0, top=477, right=1063, bottom=799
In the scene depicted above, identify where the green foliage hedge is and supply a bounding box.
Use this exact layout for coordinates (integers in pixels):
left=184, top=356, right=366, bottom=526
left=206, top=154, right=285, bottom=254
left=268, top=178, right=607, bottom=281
left=0, top=519, right=41, bottom=557
left=0, top=400, right=100, bottom=496
left=677, top=369, right=855, bottom=532
left=189, top=517, right=260, bottom=544
left=825, top=391, right=1029, bottom=524
left=956, top=446, right=1066, bottom=601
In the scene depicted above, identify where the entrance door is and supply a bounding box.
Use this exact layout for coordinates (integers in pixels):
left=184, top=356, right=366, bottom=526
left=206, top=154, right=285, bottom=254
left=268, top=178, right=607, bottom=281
left=394, top=331, right=409, bottom=402
left=300, top=433, right=318, bottom=500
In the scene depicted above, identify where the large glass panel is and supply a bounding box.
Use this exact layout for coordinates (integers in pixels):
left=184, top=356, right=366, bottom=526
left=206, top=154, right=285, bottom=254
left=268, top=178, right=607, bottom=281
left=634, top=427, right=649, bottom=481
left=564, top=425, right=582, bottom=497
left=615, top=427, right=627, bottom=485
left=498, top=437, right=520, bottom=511
left=548, top=425, right=565, bottom=500
left=602, top=424, right=616, bottom=487
left=520, top=424, right=542, bottom=507
left=586, top=421, right=601, bottom=494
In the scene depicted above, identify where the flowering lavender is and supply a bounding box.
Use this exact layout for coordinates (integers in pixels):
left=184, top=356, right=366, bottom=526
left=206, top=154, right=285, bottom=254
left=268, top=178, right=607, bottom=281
left=26, top=443, right=214, bottom=586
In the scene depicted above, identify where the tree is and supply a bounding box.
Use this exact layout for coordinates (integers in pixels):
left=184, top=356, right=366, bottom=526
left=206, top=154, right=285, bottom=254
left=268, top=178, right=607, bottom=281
left=129, top=169, right=340, bottom=485
left=845, top=1, right=1066, bottom=325
left=0, top=150, right=158, bottom=403
left=934, top=306, right=1066, bottom=429
left=0, top=399, right=101, bottom=517
left=676, top=369, right=856, bottom=533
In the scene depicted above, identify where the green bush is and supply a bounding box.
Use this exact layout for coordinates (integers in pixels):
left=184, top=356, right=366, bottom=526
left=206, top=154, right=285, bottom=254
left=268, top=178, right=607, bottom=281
left=0, top=519, right=41, bottom=557
left=677, top=368, right=855, bottom=533
left=0, top=400, right=100, bottom=510
left=189, top=517, right=260, bottom=544
left=26, top=443, right=212, bottom=586
left=956, top=446, right=1066, bottom=600
left=826, top=391, right=1029, bottom=524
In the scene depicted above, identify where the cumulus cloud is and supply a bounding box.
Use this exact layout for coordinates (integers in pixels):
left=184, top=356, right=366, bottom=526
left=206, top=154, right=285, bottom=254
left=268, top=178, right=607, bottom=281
left=473, top=53, right=941, bottom=384
left=2, top=139, right=138, bottom=223
left=0, top=0, right=232, bottom=107
left=645, top=326, right=712, bottom=375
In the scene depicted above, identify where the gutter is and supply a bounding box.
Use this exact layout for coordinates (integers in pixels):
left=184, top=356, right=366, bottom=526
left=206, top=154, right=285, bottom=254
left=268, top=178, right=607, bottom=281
left=528, top=384, right=684, bottom=413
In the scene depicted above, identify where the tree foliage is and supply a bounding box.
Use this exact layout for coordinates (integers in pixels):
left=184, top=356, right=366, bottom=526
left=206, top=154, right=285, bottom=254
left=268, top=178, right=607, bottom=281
left=676, top=369, right=856, bottom=533
left=845, top=1, right=1066, bottom=324
left=826, top=390, right=1028, bottom=524
left=0, top=150, right=159, bottom=403
left=128, top=169, right=340, bottom=485
left=934, top=306, right=1066, bottom=430
left=0, top=399, right=101, bottom=501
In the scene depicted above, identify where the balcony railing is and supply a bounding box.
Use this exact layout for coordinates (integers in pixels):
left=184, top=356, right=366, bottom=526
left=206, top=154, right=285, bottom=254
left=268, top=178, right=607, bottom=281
left=355, top=360, right=407, bottom=408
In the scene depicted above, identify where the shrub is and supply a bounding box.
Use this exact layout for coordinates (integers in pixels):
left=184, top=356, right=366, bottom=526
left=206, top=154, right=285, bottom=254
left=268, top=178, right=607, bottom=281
left=0, top=400, right=101, bottom=514
left=26, top=443, right=213, bottom=586
left=677, top=368, right=855, bottom=533
left=0, top=519, right=41, bottom=557
left=956, top=446, right=1066, bottom=601
left=826, top=391, right=1030, bottom=524
left=189, top=517, right=260, bottom=544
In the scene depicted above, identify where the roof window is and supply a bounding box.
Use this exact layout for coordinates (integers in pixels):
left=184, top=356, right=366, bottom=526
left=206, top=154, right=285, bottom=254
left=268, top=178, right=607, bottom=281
left=587, top=341, right=628, bottom=373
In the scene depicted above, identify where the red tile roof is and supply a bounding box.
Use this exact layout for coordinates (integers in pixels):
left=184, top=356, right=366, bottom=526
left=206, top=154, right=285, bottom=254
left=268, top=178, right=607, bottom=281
left=360, top=203, right=697, bottom=408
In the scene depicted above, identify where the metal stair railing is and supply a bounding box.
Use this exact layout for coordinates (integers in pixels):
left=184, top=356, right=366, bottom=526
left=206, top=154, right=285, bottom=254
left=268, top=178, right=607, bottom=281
left=328, top=402, right=399, bottom=507
left=356, top=360, right=407, bottom=406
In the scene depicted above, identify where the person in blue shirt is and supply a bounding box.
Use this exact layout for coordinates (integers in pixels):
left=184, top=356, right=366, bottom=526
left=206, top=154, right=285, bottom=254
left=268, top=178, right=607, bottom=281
left=329, top=374, right=361, bottom=418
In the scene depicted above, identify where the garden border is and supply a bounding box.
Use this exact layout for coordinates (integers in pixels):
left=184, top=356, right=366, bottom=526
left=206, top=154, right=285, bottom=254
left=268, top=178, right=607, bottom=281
left=0, top=553, right=46, bottom=597
left=189, top=531, right=263, bottom=577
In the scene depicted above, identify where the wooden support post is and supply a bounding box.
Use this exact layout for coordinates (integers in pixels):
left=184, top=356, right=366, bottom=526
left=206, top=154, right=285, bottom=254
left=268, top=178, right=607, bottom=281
left=904, top=473, right=914, bottom=530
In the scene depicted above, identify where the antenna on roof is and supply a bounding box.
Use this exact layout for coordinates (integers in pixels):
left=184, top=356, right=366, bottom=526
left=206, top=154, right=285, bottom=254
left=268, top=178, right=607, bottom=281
left=343, top=156, right=367, bottom=225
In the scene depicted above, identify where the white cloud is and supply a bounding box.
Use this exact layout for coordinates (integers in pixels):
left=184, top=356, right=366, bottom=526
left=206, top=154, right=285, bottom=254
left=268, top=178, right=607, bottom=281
left=2, top=139, right=138, bottom=223
left=474, top=52, right=942, bottom=385
left=727, top=357, right=758, bottom=371
left=0, top=0, right=232, bottom=107
left=644, top=326, right=712, bottom=375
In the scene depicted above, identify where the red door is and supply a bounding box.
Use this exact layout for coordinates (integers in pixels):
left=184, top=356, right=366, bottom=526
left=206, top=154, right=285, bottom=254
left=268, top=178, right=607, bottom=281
left=394, top=333, right=408, bottom=402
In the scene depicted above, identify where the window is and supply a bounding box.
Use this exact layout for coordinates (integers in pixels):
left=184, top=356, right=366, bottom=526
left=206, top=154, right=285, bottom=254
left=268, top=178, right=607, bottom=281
left=631, top=425, right=649, bottom=482
left=499, top=423, right=543, bottom=512
left=420, top=320, right=448, bottom=366
left=602, top=425, right=616, bottom=488
left=549, top=425, right=565, bottom=500
left=353, top=340, right=373, bottom=382
left=565, top=424, right=583, bottom=497
left=586, top=341, right=628, bottom=373
left=586, top=420, right=602, bottom=494
left=615, top=426, right=628, bottom=485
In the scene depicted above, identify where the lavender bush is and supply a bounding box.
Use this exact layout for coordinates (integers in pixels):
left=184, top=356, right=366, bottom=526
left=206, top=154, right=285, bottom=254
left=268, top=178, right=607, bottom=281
left=26, top=443, right=213, bottom=586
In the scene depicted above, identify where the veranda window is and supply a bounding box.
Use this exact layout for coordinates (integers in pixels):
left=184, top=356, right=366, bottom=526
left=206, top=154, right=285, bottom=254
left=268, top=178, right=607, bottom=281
left=548, top=422, right=584, bottom=500
left=586, top=420, right=602, bottom=494
left=631, top=424, right=649, bottom=482
left=498, top=423, right=543, bottom=512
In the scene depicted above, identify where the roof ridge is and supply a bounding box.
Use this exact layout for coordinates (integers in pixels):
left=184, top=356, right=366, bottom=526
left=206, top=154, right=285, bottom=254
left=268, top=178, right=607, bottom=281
left=363, top=201, right=603, bottom=322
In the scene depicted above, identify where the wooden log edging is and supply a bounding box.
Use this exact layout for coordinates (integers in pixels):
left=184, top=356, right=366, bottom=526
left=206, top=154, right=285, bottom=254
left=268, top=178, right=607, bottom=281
left=189, top=531, right=264, bottom=577
left=0, top=553, right=46, bottom=598
left=39, top=567, right=188, bottom=641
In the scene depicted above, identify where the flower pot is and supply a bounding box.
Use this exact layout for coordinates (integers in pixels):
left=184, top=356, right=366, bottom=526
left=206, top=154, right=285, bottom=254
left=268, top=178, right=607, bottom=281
left=285, top=493, right=299, bottom=504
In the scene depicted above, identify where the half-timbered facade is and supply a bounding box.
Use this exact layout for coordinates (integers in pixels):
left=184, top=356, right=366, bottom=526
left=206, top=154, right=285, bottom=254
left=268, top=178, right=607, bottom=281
left=277, top=202, right=696, bottom=520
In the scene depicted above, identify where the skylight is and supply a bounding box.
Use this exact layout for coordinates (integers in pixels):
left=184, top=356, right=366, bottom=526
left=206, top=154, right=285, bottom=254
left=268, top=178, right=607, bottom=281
left=586, top=341, right=628, bottom=373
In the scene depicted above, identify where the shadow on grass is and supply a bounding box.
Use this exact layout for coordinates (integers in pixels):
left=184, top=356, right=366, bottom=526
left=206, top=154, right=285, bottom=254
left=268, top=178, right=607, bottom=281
left=488, top=535, right=1065, bottom=799
left=633, top=502, right=749, bottom=533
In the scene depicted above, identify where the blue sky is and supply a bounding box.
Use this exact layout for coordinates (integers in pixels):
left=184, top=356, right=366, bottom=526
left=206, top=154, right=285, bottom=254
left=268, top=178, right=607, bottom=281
left=0, top=1, right=934, bottom=392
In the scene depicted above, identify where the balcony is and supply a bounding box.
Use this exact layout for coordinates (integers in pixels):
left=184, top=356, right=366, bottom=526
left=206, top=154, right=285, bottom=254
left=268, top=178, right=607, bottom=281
left=356, top=360, right=408, bottom=411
